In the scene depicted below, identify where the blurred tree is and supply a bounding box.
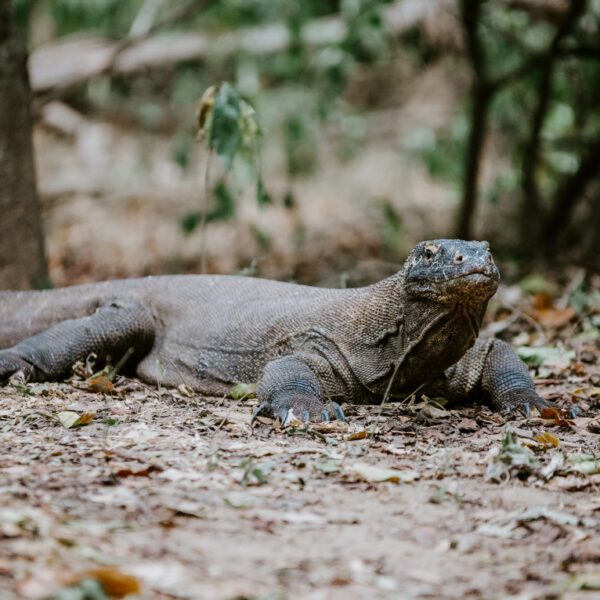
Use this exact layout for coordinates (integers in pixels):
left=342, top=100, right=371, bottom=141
left=444, top=0, right=599, bottom=263
left=0, top=0, right=47, bottom=289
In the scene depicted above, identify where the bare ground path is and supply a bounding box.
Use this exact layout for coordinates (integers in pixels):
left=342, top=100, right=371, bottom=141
left=1, top=368, right=599, bottom=600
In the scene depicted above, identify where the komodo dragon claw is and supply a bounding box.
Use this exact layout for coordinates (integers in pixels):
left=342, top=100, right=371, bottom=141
left=250, top=399, right=345, bottom=426
left=250, top=402, right=270, bottom=425
left=332, top=402, right=345, bottom=421
left=495, top=388, right=555, bottom=419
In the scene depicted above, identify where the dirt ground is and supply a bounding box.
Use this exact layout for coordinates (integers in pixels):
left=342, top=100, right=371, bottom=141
left=1, top=327, right=599, bottom=600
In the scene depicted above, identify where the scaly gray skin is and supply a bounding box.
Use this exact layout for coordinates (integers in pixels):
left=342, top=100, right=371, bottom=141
left=0, top=240, right=549, bottom=424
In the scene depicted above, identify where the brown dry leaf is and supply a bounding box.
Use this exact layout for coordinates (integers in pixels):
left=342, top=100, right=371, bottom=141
left=72, top=567, right=140, bottom=597
left=420, top=404, right=449, bottom=419
left=540, top=407, right=578, bottom=430
left=457, top=418, right=478, bottom=432
left=534, top=431, right=560, bottom=448
left=346, top=430, right=368, bottom=441
left=569, top=362, right=587, bottom=376
left=532, top=306, right=576, bottom=329
left=312, top=421, right=349, bottom=434
left=115, top=465, right=162, bottom=478
left=532, top=292, right=554, bottom=311
left=88, top=374, right=115, bottom=394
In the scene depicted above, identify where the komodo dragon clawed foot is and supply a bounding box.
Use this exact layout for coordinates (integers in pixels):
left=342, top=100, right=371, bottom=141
left=492, top=388, right=553, bottom=418
left=252, top=395, right=345, bottom=427
left=0, top=350, right=36, bottom=384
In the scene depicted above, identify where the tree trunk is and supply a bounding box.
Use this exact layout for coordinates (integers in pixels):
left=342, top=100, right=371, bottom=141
left=456, top=82, right=491, bottom=240
left=0, top=1, right=48, bottom=290
left=519, top=0, right=587, bottom=256
left=582, top=184, right=600, bottom=271
left=543, top=137, right=600, bottom=250
left=456, top=0, right=491, bottom=240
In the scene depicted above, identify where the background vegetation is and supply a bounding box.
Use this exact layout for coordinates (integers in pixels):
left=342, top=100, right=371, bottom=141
left=2, top=0, right=600, bottom=289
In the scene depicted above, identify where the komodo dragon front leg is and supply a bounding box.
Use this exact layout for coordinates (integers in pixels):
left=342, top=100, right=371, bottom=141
left=0, top=299, right=155, bottom=383
left=252, top=354, right=346, bottom=425
left=425, top=338, right=550, bottom=416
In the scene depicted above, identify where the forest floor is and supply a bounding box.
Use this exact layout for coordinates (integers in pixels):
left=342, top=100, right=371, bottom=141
left=1, top=280, right=600, bottom=600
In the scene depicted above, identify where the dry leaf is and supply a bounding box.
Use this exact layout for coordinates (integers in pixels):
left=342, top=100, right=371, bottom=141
left=572, top=386, right=600, bottom=400
left=587, top=417, right=600, bottom=434
left=177, top=384, right=195, bottom=397
left=350, top=463, right=419, bottom=484
left=114, top=465, right=162, bottom=478
left=56, top=411, right=95, bottom=429
left=540, top=407, right=578, bottom=430
left=420, top=405, right=449, bottom=419
left=72, top=567, right=140, bottom=597
left=457, top=418, right=478, bottom=432
left=532, top=306, right=576, bottom=329
left=346, top=430, right=368, bottom=441
left=88, top=374, right=115, bottom=393
left=312, top=421, right=349, bottom=434
left=534, top=431, right=560, bottom=448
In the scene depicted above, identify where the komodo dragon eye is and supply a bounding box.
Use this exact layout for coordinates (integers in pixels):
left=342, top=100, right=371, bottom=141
left=423, top=244, right=439, bottom=260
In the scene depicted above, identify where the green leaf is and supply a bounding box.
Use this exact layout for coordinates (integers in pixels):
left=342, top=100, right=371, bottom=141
left=240, top=458, right=272, bottom=486
left=568, top=453, right=600, bottom=475
left=210, top=82, right=242, bottom=170
left=256, top=177, right=272, bottom=206
left=239, top=98, right=260, bottom=144
left=486, top=427, right=539, bottom=482
left=517, top=346, right=575, bottom=368
left=48, top=579, right=108, bottom=600
left=283, top=191, right=296, bottom=209
left=207, top=181, right=236, bottom=222
left=181, top=212, right=201, bottom=234
left=230, top=383, right=256, bottom=400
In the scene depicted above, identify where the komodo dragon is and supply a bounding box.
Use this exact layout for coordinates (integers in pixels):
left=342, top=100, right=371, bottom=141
left=0, top=239, right=549, bottom=424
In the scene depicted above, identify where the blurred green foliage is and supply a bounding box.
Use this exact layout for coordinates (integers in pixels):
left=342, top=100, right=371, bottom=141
left=413, top=0, right=600, bottom=229
left=12, top=0, right=600, bottom=260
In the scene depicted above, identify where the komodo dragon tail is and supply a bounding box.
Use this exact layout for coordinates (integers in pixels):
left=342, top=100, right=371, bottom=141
left=0, top=285, right=110, bottom=349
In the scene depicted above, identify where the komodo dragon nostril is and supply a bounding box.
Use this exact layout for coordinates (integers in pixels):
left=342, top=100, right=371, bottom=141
left=454, top=252, right=464, bottom=264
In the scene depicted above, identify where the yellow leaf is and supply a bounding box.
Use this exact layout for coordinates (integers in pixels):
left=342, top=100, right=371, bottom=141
left=535, top=431, right=560, bottom=448
left=572, top=386, right=600, bottom=399
left=346, top=431, right=368, bottom=441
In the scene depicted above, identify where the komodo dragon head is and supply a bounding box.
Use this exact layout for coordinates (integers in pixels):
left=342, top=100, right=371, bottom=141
left=403, top=239, right=500, bottom=305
